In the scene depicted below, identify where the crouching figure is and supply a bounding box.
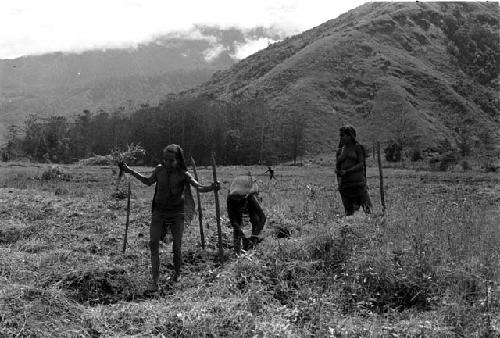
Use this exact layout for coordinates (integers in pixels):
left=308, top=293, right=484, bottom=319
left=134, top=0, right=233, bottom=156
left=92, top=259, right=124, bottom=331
left=227, top=173, right=266, bottom=253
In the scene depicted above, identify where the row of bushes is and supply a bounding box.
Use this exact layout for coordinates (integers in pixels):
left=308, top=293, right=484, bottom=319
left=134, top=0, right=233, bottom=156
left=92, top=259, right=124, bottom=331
left=382, top=139, right=498, bottom=172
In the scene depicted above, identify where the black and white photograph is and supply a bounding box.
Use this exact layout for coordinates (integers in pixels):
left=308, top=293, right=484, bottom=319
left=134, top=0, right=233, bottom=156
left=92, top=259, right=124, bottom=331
left=0, top=0, right=499, bottom=336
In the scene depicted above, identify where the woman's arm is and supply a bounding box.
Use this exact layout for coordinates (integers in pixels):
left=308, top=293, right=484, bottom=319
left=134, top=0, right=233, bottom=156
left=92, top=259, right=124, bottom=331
left=121, top=163, right=157, bottom=186
left=337, top=146, right=365, bottom=176
left=344, top=162, right=364, bottom=174
left=185, top=171, right=220, bottom=192
left=336, top=140, right=343, bottom=160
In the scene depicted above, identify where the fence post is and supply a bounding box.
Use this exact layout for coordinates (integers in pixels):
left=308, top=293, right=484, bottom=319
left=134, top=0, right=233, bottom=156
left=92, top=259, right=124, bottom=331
left=377, top=142, right=386, bottom=213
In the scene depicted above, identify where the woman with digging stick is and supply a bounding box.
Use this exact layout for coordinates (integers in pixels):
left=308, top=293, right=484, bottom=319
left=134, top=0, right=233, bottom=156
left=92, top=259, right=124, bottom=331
left=120, top=144, right=219, bottom=290
left=335, top=125, right=372, bottom=216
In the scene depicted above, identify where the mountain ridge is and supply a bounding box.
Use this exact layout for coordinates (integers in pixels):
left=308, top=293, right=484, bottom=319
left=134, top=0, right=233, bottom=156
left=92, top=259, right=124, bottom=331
left=0, top=26, right=284, bottom=143
left=183, top=2, right=499, bottom=154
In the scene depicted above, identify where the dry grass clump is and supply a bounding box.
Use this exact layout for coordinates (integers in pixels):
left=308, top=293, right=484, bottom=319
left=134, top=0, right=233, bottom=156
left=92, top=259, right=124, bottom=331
left=81, top=297, right=262, bottom=337
left=0, top=220, right=34, bottom=245
left=41, top=165, right=71, bottom=181
left=78, top=154, right=115, bottom=166
left=0, top=166, right=40, bottom=189
left=0, top=226, right=29, bottom=245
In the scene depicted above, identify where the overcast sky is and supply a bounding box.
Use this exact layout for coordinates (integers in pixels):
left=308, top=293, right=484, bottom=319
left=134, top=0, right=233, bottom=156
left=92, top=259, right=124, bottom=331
left=0, top=0, right=373, bottom=59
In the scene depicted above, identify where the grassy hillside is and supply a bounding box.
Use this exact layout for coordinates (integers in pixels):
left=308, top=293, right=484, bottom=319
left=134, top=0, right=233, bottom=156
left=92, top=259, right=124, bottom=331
left=186, top=2, right=499, bottom=153
left=0, top=163, right=498, bottom=336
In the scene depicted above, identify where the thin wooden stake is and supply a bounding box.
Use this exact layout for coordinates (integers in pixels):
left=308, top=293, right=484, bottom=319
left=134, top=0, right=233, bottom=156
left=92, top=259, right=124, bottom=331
left=191, top=157, right=206, bottom=250
left=211, top=153, right=224, bottom=263
left=122, top=180, right=131, bottom=253
left=115, top=162, right=125, bottom=191
left=376, top=141, right=386, bottom=213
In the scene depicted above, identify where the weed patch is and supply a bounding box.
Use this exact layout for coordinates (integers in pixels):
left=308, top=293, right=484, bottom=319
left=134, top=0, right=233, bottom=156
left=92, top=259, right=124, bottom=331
left=0, top=221, right=33, bottom=244
left=41, top=166, right=72, bottom=181
left=0, top=284, right=83, bottom=337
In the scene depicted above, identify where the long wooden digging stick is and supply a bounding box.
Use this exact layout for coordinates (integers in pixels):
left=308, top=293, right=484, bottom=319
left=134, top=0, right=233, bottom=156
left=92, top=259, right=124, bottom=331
left=211, top=153, right=224, bottom=263
left=122, top=180, right=131, bottom=253
left=191, top=157, right=206, bottom=250
left=376, top=141, right=386, bottom=214
left=115, top=162, right=125, bottom=191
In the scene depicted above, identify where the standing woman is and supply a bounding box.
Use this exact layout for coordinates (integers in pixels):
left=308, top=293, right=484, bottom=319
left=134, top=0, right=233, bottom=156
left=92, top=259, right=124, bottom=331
left=121, top=144, right=219, bottom=290
left=335, top=125, right=372, bottom=216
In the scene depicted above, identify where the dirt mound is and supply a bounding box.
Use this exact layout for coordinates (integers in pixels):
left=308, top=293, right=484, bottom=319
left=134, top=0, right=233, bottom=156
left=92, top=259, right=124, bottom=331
left=54, top=267, right=137, bottom=305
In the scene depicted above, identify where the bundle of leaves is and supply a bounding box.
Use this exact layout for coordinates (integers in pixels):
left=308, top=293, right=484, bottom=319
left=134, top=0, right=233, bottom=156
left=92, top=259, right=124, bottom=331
left=111, top=143, right=146, bottom=165
left=79, top=144, right=146, bottom=166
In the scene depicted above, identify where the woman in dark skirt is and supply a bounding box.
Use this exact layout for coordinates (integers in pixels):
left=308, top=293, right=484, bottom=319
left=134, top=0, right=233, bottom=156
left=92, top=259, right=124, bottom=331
left=335, top=125, right=372, bottom=216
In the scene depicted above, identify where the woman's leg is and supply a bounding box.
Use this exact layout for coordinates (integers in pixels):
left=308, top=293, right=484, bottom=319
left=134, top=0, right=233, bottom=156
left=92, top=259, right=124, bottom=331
left=169, top=214, right=185, bottom=281
left=340, top=190, right=354, bottom=216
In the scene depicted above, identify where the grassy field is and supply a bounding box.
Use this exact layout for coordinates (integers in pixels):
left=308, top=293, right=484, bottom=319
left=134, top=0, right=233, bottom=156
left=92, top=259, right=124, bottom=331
left=0, top=162, right=499, bottom=337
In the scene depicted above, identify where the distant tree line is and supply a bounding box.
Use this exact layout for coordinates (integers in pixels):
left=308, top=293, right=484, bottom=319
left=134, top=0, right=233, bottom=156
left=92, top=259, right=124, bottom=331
left=1, top=97, right=305, bottom=165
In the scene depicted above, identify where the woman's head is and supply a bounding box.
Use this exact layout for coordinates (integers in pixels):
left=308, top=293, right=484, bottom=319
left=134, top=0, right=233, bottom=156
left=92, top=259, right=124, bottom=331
left=339, top=125, right=357, bottom=145
left=162, top=144, right=187, bottom=170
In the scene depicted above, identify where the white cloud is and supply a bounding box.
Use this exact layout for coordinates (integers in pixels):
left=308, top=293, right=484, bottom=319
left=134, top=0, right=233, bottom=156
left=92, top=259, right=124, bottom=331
left=232, top=38, right=277, bottom=59
left=203, top=44, right=229, bottom=62
left=0, top=0, right=368, bottom=59
left=163, top=28, right=218, bottom=44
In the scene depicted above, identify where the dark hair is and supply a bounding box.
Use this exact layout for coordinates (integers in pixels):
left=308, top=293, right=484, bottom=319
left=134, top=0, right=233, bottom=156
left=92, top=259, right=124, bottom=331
left=163, top=144, right=187, bottom=171
left=339, top=125, right=357, bottom=140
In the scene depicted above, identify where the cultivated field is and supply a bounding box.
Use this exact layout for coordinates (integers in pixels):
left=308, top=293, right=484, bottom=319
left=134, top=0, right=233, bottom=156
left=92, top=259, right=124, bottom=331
left=0, top=162, right=499, bottom=337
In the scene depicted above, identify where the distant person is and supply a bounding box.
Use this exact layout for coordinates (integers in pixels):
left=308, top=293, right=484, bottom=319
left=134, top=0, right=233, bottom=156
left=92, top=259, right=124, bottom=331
left=227, top=173, right=266, bottom=253
left=264, top=166, right=276, bottom=180
left=335, top=125, right=372, bottom=216
left=120, top=144, right=219, bottom=291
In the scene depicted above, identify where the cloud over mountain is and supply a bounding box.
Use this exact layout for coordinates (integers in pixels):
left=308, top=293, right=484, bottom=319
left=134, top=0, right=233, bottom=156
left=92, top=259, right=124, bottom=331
left=0, top=0, right=365, bottom=59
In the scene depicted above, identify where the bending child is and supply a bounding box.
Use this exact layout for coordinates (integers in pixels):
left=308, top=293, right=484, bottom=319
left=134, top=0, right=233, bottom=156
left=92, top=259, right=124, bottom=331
left=120, top=144, right=219, bottom=290
left=227, top=173, right=266, bottom=253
